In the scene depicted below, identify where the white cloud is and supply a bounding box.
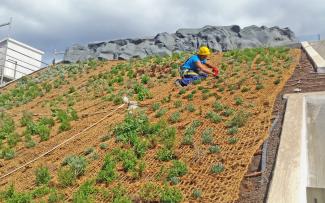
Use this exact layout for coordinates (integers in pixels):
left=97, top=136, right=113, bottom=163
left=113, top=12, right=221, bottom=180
left=0, top=0, right=324, bottom=62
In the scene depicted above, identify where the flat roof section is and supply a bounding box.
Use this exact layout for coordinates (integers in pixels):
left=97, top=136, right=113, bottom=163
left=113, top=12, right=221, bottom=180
left=310, top=40, right=325, bottom=60
left=301, top=41, right=325, bottom=73
left=267, top=91, right=325, bottom=203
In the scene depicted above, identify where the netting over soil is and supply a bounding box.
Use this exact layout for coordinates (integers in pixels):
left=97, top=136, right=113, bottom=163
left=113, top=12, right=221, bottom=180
left=0, top=48, right=300, bottom=202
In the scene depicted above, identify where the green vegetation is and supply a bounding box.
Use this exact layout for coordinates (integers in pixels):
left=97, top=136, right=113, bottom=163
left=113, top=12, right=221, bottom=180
left=211, top=163, right=224, bottom=174
left=226, top=110, right=249, bottom=129
left=151, top=102, right=160, bottom=111
left=186, top=103, right=196, bottom=112
left=62, top=155, right=87, bottom=177
left=160, top=185, right=183, bottom=203
left=35, top=166, right=51, bottom=186
left=139, top=183, right=183, bottom=203
left=228, top=137, right=239, bottom=144
left=97, top=154, right=118, bottom=183
left=213, top=101, right=224, bottom=112
left=209, top=145, right=221, bottom=154
left=155, top=108, right=167, bottom=118
left=169, top=112, right=181, bottom=123
left=205, top=111, right=222, bottom=123
left=167, top=160, right=188, bottom=181
left=174, top=100, right=182, bottom=108
left=156, top=148, right=175, bottom=161
left=139, top=182, right=161, bottom=202
left=58, top=167, right=76, bottom=187
left=201, top=128, right=214, bottom=144
left=182, top=120, right=202, bottom=145
left=99, top=143, right=108, bottom=149
left=72, top=180, right=96, bottom=203
left=192, top=189, right=202, bottom=199
left=234, top=97, right=244, bottom=105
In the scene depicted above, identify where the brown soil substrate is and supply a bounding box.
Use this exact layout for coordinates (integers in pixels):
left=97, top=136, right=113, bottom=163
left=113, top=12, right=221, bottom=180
left=237, top=49, right=325, bottom=203
left=0, top=49, right=302, bottom=202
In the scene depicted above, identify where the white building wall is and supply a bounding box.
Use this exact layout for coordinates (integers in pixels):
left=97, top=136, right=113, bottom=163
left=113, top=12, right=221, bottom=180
left=1, top=38, right=43, bottom=80
left=0, top=41, right=7, bottom=76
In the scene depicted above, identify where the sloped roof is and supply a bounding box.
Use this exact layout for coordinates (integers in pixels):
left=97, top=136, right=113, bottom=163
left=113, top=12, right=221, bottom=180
left=0, top=37, right=44, bottom=55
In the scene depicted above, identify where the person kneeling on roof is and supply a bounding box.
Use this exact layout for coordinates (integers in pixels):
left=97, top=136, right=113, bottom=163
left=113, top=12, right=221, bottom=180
left=175, top=46, right=219, bottom=86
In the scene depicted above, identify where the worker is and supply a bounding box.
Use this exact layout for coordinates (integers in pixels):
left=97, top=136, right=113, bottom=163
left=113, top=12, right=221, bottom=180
left=175, top=46, right=219, bottom=87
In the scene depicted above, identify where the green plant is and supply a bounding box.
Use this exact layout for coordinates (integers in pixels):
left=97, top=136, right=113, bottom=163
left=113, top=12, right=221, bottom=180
left=205, top=111, right=222, bottom=123
left=201, top=128, right=214, bottom=144
left=186, top=103, right=196, bottom=112
left=213, top=101, right=224, bottom=112
left=20, top=111, right=33, bottom=126
left=139, top=182, right=161, bottom=202
left=174, top=100, right=182, bottom=108
left=169, top=112, right=181, bottom=123
left=1, top=148, right=15, bottom=160
left=31, top=185, right=51, bottom=198
left=182, top=133, right=193, bottom=145
left=155, top=108, right=167, bottom=118
left=115, top=149, right=138, bottom=172
left=62, top=155, right=87, bottom=177
left=7, top=132, right=20, bottom=147
left=192, top=189, right=202, bottom=199
left=48, top=189, right=64, bottom=203
left=226, top=111, right=249, bottom=128
left=211, top=163, right=224, bottom=174
left=97, top=154, right=118, bottom=183
left=141, top=74, right=150, bottom=84
left=134, top=83, right=151, bottom=101
left=100, top=143, right=108, bottom=149
left=209, top=145, right=221, bottom=154
left=187, top=93, right=194, bottom=101
left=160, top=185, right=183, bottom=203
left=162, top=94, right=172, bottom=103
left=256, top=83, right=264, bottom=90
left=72, top=180, right=96, bottom=203
left=227, top=126, right=238, bottom=135
left=100, top=134, right=111, bottom=142
left=156, top=148, right=175, bottom=161
left=133, top=138, right=148, bottom=158
left=202, top=93, right=209, bottom=100
left=0, top=184, right=32, bottom=202
left=234, top=97, right=244, bottom=105
left=170, top=176, right=180, bottom=185
left=59, top=120, right=71, bottom=132
left=192, top=120, right=202, bottom=128
left=39, top=117, right=55, bottom=127
left=68, top=86, right=76, bottom=94
left=228, top=137, right=238, bottom=144
left=25, top=139, right=36, bottom=148
left=222, top=108, right=234, bottom=117
left=84, top=147, right=95, bottom=155
left=241, top=86, right=250, bottom=92
left=68, top=107, right=78, bottom=121
left=178, top=89, right=186, bottom=95
left=274, top=78, right=281, bottom=85
left=151, top=102, right=160, bottom=111
left=167, top=160, right=188, bottom=180
left=37, top=124, right=51, bottom=141
left=35, top=166, right=51, bottom=186
left=57, top=167, right=76, bottom=187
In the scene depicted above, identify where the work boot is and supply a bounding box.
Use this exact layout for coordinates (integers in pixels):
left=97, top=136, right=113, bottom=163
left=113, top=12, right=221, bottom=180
left=174, top=79, right=183, bottom=88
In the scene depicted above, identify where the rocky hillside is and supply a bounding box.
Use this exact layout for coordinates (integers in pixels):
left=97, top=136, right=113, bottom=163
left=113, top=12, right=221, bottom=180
left=64, top=25, right=297, bottom=62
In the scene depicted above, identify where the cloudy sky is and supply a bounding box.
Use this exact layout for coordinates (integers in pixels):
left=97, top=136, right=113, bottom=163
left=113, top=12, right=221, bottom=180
left=0, top=0, right=324, bottom=63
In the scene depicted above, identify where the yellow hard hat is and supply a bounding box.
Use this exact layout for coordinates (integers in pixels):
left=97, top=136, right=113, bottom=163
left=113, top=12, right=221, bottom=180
left=197, top=46, right=211, bottom=56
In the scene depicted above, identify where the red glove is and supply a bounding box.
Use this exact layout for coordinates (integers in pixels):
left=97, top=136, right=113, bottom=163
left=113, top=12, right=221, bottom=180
left=212, top=67, right=219, bottom=77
